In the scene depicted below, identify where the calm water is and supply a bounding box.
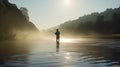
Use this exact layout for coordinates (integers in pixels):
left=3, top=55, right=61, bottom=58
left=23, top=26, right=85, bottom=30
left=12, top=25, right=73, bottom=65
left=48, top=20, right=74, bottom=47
left=0, top=39, right=120, bottom=67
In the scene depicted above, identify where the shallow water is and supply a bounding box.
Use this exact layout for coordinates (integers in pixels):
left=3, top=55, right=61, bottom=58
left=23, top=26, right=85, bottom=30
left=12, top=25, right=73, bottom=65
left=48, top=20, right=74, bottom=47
left=0, top=39, right=120, bottom=67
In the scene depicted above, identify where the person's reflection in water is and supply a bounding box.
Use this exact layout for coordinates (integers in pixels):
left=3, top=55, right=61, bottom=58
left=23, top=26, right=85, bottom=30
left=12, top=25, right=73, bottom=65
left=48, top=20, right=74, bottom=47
left=56, top=41, right=60, bottom=53
left=55, top=29, right=60, bottom=52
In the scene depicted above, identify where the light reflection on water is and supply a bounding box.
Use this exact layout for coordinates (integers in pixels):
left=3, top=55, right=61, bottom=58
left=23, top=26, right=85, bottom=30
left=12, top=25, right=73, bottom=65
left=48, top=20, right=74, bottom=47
left=64, top=52, right=71, bottom=60
left=60, top=38, right=89, bottom=43
left=0, top=39, right=120, bottom=67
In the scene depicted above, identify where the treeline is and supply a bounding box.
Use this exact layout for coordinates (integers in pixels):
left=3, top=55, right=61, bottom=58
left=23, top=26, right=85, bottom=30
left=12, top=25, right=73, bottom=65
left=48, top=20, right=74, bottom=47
left=0, top=0, right=38, bottom=40
left=59, top=7, right=120, bottom=35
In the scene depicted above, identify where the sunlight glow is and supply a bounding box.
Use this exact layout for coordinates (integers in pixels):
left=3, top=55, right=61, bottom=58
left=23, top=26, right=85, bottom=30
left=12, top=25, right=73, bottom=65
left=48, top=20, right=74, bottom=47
left=60, top=38, right=85, bottom=43
left=65, top=56, right=71, bottom=60
left=60, top=38, right=73, bottom=43
left=64, top=52, right=71, bottom=60
left=62, top=0, right=73, bottom=7
left=66, top=52, right=70, bottom=55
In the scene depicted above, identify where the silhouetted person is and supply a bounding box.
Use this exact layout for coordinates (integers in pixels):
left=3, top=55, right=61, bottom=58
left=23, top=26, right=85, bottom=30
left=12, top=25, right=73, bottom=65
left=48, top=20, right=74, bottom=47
left=55, top=29, right=60, bottom=43
left=55, top=29, right=60, bottom=51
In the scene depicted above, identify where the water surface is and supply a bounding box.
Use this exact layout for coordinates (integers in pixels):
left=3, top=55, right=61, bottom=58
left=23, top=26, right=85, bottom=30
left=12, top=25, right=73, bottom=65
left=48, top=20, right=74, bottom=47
left=0, top=39, right=120, bottom=67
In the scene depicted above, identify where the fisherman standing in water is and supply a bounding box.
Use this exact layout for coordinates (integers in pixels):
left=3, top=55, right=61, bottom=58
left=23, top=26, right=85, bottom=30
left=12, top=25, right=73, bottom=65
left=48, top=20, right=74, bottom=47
left=55, top=29, right=60, bottom=49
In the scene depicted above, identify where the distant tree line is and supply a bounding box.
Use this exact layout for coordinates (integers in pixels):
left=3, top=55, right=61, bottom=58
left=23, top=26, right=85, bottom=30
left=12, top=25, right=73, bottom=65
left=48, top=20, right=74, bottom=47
left=59, top=7, right=120, bottom=35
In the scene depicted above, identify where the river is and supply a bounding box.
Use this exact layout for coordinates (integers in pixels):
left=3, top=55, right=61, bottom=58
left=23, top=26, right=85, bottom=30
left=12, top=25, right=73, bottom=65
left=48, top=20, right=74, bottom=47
left=0, top=38, right=120, bottom=67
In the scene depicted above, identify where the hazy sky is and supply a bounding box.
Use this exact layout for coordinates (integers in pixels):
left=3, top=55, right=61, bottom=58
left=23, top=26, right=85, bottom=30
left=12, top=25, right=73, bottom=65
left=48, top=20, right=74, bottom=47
left=9, top=0, right=120, bottom=30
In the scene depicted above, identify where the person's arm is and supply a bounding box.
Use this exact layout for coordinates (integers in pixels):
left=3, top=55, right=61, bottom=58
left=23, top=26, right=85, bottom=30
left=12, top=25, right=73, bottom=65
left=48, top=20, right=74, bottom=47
left=55, top=32, right=57, bottom=35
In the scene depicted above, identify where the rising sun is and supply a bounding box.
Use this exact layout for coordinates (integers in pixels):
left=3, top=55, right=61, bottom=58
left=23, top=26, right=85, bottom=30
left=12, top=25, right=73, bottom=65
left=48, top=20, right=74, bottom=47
left=62, top=0, right=73, bottom=7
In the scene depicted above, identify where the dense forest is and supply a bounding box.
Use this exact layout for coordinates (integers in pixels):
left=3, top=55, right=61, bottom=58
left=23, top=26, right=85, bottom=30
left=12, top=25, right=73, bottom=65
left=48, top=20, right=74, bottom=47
left=47, top=7, right=120, bottom=38
left=0, top=0, right=38, bottom=40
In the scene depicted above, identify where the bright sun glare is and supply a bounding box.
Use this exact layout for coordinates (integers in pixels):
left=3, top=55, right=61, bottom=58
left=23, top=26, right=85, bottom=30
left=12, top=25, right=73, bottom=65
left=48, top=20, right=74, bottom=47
left=60, top=38, right=73, bottom=43
left=60, top=38, right=85, bottom=43
left=63, top=0, right=72, bottom=7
